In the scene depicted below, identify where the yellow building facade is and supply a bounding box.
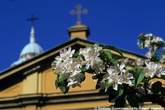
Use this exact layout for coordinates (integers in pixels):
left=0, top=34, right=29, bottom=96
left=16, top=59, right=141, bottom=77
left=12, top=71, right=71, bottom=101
left=0, top=21, right=164, bottom=109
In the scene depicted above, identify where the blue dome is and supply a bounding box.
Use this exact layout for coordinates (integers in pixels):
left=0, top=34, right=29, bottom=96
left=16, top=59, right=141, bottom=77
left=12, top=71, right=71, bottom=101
left=20, top=42, right=43, bottom=57
left=11, top=42, right=43, bottom=66
left=11, top=57, right=27, bottom=66
left=11, top=26, right=44, bottom=66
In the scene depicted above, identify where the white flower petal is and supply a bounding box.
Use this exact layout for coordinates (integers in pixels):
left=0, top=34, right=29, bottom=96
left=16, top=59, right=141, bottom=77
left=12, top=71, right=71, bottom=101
left=145, top=61, right=163, bottom=78
left=113, top=84, right=118, bottom=91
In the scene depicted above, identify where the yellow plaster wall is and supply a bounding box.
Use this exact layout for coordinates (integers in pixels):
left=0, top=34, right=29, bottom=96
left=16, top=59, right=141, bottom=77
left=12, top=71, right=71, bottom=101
left=23, top=105, right=37, bottom=110
left=0, top=67, right=97, bottom=98
left=69, top=72, right=97, bottom=92
left=70, top=32, right=87, bottom=40
left=0, top=65, right=164, bottom=110
left=22, top=72, right=38, bottom=94
left=143, top=102, right=164, bottom=110
left=42, top=69, right=58, bottom=93
left=42, top=69, right=97, bottom=94
left=0, top=81, right=22, bottom=98
left=0, top=72, right=42, bottom=98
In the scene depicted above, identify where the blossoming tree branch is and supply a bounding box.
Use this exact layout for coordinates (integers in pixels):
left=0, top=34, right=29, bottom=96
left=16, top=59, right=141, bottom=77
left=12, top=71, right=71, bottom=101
left=52, top=33, right=165, bottom=107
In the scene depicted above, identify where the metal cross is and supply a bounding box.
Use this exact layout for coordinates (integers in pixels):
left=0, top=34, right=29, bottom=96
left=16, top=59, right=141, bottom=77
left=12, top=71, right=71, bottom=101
left=70, top=4, right=88, bottom=24
left=27, top=15, right=39, bottom=26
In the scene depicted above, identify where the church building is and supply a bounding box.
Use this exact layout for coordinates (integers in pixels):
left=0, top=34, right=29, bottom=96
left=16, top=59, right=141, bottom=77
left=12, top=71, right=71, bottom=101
left=0, top=5, right=164, bottom=110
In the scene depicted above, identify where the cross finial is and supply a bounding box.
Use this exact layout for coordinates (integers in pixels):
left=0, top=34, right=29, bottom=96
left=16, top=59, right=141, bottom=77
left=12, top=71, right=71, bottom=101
left=27, top=15, right=38, bottom=43
left=70, top=4, right=88, bottom=25
left=27, top=15, right=39, bottom=26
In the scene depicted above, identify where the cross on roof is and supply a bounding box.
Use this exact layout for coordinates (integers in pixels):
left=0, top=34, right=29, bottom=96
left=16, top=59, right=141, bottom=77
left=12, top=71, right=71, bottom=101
left=27, top=15, right=39, bottom=26
left=70, top=4, right=88, bottom=24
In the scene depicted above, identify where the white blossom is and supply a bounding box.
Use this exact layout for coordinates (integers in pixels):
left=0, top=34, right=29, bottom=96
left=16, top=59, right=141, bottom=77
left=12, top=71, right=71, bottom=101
left=70, top=64, right=82, bottom=77
left=106, top=64, right=133, bottom=90
left=52, top=47, right=83, bottom=77
left=159, top=68, right=165, bottom=76
left=160, top=47, right=165, bottom=63
left=53, top=47, right=75, bottom=74
left=67, top=70, right=84, bottom=87
left=79, top=44, right=103, bottom=70
left=56, top=47, right=75, bottom=61
left=144, top=33, right=153, bottom=37
left=119, top=72, right=133, bottom=86
left=54, top=58, right=73, bottom=74
left=67, top=78, right=79, bottom=87
left=52, top=47, right=86, bottom=88
left=106, top=67, right=119, bottom=90
left=145, top=61, right=163, bottom=78
left=145, top=49, right=152, bottom=59
left=160, top=54, right=165, bottom=63
left=151, top=36, right=163, bottom=43
left=136, top=58, right=144, bottom=66
left=138, top=33, right=164, bottom=49
left=118, top=63, right=133, bottom=86
left=144, top=39, right=150, bottom=48
left=118, top=64, right=126, bottom=73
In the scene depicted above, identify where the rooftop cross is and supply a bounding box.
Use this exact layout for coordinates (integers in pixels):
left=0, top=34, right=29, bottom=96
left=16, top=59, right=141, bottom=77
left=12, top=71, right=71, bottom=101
left=27, top=15, right=39, bottom=26
left=70, top=4, right=88, bottom=25
left=27, top=15, right=38, bottom=43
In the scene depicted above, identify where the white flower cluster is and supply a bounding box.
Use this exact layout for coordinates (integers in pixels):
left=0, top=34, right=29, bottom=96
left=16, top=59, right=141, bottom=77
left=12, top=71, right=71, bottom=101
left=52, top=43, right=165, bottom=91
left=52, top=47, right=83, bottom=87
left=160, top=53, right=165, bottom=63
left=138, top=33, right=165, bottom=59
left=135, top=58, right=165, bottom=78
left=105, top=58, right=165, bottom=90
left=80, top=44, right=103, bottom=69
left=144, top=61, right=165, bottom=78
left=105, top=63, right=133, bottom=90
left=52, top=44, right=104, bottom=88
left=79, top=44, right=105, bottom=75
left=138, top=33, right=164, bottom=48
left=53, top=47, right=76, bottom=74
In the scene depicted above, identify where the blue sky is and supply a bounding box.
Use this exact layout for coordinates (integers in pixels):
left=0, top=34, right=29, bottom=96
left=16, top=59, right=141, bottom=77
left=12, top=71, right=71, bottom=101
left=1, top=0, right=165, bottom=71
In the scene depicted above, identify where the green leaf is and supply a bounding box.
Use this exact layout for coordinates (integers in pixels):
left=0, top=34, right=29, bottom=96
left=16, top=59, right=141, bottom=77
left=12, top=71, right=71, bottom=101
left=118, top=85, right=124, bottom=96
left=127, top=93, right=140, bottom=107
left=151, top=52, right=159, bottom=62
left=100, top=50, right=113, bottom=60
left=80, top=65, right=88, bottom=73
left=73, top=51, right=79, bottom=58
left=138, top=34, right=146, bottom=41
left=58, top=73, right=70, bottom=93
left=133, top=67, right=145, bottom=87
left=107, top=87, right=118, bottom=101
left=51, top=60, right=56, bottom=67
left=114, top=95, right=126, bottom=107
left=59, top=86, right=69, bottom=93
left=59, top=73, right=68, bottom=82
left=55, top=79, right=59, bottom=89
left=77, top=73, right=86, bottom=82
left=161, top=87, right=165, bottom=96
left=151, top=81, right=162, bottom=94
left=161, top=75, right=165, bottom=80
left=104, top=80, right=113, bottom=92
left=95, top=74, right=105, bottom=89
left=99, top=50, right=117, bottom=65
left=55, top=74, right=60, bottom=89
